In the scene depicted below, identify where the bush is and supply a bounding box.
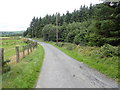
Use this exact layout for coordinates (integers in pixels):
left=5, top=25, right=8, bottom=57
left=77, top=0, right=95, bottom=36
left=100, top=44, right=118, bottom=57
left=64, top=43, right=77, bottom=50
left=74, top=34, right=81, bottom=45
left=66, top=32, right=76, bottom=43
left=24, top=40, right=32, bottom=44
left=42, top=24, right=56, bottom=41
left=56, top=42, right=64, bottom=47
left=66, top=45, right=73, bottom=50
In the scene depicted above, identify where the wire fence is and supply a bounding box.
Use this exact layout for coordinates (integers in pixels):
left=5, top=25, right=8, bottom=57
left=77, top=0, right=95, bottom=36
left=0, top=42, right=38, bottom=64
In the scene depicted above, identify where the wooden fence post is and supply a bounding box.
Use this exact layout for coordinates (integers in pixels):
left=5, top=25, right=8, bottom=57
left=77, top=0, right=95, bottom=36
left=29, top=44, right=31, bottom=53
left=0, top=48, right=4, bottom=66
left=32, top=44, right=34, bottom=51
left=36, top=42, right=37, bottom=47
left=22, top=46, right=25, bottom=58
left=27, top=46, right=29, bottom=55
left=30, top=44, right=32, bottom=52
left=33, top=44, right=35, bottom=50
left=16, top=47, right=19, bottom=63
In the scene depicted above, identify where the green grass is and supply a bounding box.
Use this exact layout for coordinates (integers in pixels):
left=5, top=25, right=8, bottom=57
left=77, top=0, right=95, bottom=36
left=1, top=38, right=27, bottom=60
left=2, top=39, right=26, bottom=49
left=2, top=45, right=44, bottom=88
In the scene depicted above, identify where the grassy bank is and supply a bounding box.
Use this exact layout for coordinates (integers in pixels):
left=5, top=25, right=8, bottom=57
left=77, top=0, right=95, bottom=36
left=53, top=43, right=119, bottom=82
left=2, top=45, right=44, bottom=88
left=34, top=38, right=119, bottom=82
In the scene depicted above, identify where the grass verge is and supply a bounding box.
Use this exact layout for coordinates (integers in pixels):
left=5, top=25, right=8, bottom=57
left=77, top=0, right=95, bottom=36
left=2, top=45, right=44, bottom=88
left=33, top=38, right=119, bottom=83
left=51, top=43, right=119, bottom=82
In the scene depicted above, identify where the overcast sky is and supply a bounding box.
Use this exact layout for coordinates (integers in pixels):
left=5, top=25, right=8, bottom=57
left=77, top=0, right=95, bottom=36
left=0, top=0, right=102, bottom=32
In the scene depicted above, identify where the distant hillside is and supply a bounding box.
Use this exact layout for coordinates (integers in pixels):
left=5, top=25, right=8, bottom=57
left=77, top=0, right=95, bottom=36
left=0, top=31, right=24, bottom=37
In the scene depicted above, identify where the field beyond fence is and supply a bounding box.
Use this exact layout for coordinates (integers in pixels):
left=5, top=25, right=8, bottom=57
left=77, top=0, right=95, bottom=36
left=1, top=42, right=37, bottom=64
left=0, top=37, right=38, bottom=73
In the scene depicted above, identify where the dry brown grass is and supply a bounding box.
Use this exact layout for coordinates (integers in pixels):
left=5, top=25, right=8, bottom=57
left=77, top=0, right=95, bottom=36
left=0, top=37, right=14, bottom=40
left=9, top=48, right=35, bottom=64
left=20, top=38, right=28, bottom=41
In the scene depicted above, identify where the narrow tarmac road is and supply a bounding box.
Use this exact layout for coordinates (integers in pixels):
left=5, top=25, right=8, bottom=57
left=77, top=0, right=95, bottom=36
left=34, top=40, right=118, bottom=88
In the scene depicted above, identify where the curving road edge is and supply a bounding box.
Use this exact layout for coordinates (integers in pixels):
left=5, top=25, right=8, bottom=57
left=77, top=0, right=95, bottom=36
left=30, top=39, right=118, bottom=88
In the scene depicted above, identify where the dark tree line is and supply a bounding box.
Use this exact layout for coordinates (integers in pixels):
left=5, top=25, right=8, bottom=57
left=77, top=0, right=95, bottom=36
left=23, top=2, right=120, bottom=46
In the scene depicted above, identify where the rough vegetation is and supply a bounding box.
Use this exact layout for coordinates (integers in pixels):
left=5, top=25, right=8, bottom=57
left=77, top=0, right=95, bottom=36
left=51, top=42, right=119, bottom=82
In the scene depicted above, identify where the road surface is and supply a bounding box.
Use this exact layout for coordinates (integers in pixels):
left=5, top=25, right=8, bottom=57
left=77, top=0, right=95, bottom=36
left=33, top=40, right=118, bottom=88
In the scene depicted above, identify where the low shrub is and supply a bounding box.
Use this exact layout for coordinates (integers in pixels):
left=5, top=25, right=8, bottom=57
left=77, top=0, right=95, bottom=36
left=100, top=44, right=118, bottom=57
left=24, top=40, right=32, bottom=44
left=56, top=42, right=64, bottom=47
left=66, top=45, right=73, bottom=50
